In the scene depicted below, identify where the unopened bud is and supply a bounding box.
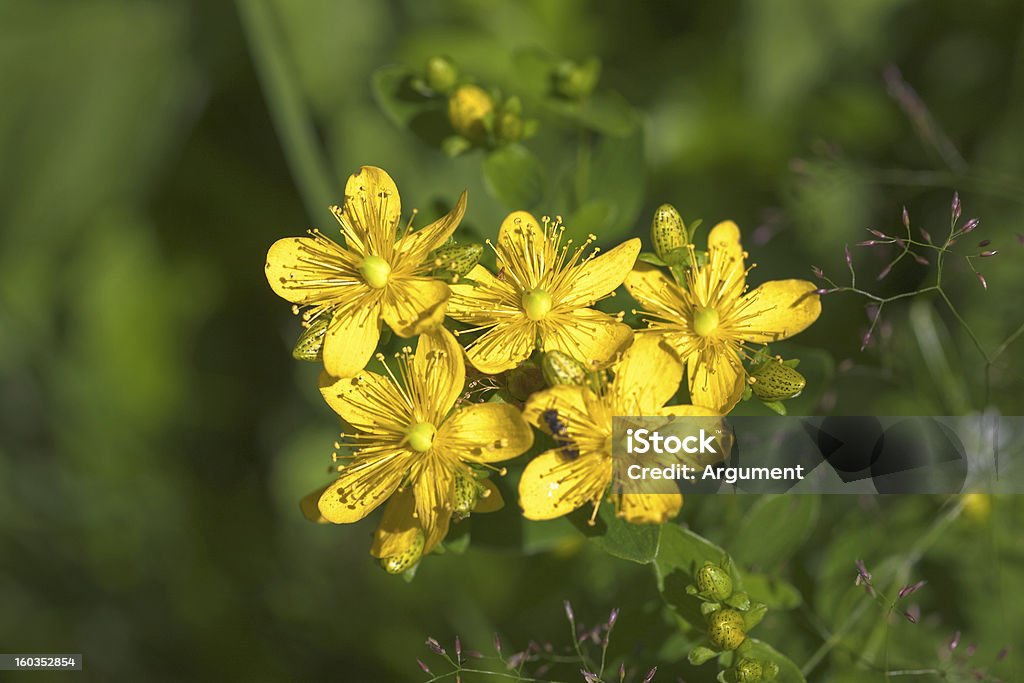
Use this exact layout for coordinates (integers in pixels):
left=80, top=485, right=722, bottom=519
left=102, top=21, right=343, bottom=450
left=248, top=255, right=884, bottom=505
left=708, top=609, right=746, bottom=650
left=292, top=311, right=333, bottom=361
left=425, top=55, right=458, bottom=94
left=951, top=192, right=961, bottom=221
left=554, top=57, right=601, bottom=99
left=696, top=562, right=733, bottom=600
left=495, top=109, right=524, bottom=143
left=448, top=84, right=494, bottom=142
left=735, top=658, right=764, bottom=683
left=811, top=265, right=824, bottom=279
left=902, top=206, right=910, bottom=228
left=980, top=250, right=998, bottom=257
left=920, top=228, right=932, bottom=243
left=431, top=243, right=483, bottom=277
left=977, top=273, right=988, bottom=290
left=651, top=204, right=687, bottom=260
left=542, top=350, right=588, bottom=387
left=381, top=530, right=425, bottom=574
left=844, top=244, right=853, bottom=267
left=751, top=361, right=806, bottom=401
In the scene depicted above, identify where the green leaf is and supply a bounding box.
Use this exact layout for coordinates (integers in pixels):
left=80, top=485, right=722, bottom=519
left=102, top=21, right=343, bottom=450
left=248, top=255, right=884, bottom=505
left=740, top=573, right=802, bottom=610
left=568, top=503, right=659, bottom=564
left=654, top=524, right=736, bottom=626
left=761, top=400, right=787, bottom=415
left=638, top=252, right=667, bottom=266
left=743, top=639, right=807, bottom=683
left=729, top=496, right=820, bottom=570
left=482, top=143, right=545, bottom=209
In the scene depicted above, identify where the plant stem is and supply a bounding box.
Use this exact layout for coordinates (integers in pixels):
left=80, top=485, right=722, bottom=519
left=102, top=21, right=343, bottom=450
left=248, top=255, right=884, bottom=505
left=237, top=0, right=337, bottom=224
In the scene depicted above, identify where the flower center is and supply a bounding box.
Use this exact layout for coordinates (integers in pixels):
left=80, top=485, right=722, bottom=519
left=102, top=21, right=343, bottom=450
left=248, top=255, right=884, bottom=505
left=405, top=422, right=436, bottom=452
left=522, top=288, right=553, bottom=320
left=693, top=306, right=720, bottom=337
left=360, top=255, right=391, bottom=289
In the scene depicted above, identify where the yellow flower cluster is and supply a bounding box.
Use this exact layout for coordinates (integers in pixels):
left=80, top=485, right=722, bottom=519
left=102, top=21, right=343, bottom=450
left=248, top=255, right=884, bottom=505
left=265, top=166, right=821, bottom=573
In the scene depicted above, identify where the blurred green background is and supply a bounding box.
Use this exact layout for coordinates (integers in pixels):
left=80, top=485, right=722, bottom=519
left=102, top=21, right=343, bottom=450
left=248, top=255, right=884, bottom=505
left=2, top=1, right=1023, bottom=681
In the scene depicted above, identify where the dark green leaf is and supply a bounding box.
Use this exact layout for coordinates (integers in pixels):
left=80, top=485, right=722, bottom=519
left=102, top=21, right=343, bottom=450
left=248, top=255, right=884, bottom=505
left=743, top=639, right=807, bottom=683
left=568, top=503, right=659, bottom=564
left=729, top=496, right=820, bottom=570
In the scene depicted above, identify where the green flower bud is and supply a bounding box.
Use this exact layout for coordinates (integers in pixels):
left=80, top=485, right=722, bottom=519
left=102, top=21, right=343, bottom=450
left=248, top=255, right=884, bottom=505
left=292, top=311, right=332, bottom=361
left=652, top=203, right=687, bottom=261
left=542, top=350, right=588, bottom=387
left=750, top=360, right=806, bottom=401
left=381, top=530, right=425, bottom=574
left=448, top=84, right=494, bottom=142
left=431, top=243, right=483, bottom=278
left=495, top=109, right=524, bottom=143
left=735, top=658, right=764, bottom=683
left=708, top=609, right=746, bottom=651
left=425, top=55, right=458, bottom=94
left=453, top=471, right=480, bottom=522
left=696, top=562, right=734, bottom=601
left=762, top=662, right=779, bottom=680
left=554, top=57, right=601, bottom=99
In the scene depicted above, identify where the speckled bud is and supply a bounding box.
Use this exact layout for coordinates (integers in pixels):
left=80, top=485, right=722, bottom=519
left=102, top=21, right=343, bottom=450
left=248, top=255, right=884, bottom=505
left=542, top=350, right=588, bottom=387
left=696, top=562, right=734, bottom=601
left=750, top=361, right=806, bottom=401
left=651, top=204, right=687, bottom=261
left=708, top=609, right=746, bottom=651
left=380, top=530, right=425, bottom=574
left=292, top=311, right=333, bottom=361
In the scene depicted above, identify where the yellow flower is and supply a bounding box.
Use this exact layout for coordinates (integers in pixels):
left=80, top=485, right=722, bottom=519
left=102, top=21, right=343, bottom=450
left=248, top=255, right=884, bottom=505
left=265, top=166, right=467, bottom=378
left=519, top=335, right=718, bottom=524
left=447, top=211, right=639, bottom=374
left=625, top=221, right=821, bottom=414
left=316, top=328, right=533, bottom=552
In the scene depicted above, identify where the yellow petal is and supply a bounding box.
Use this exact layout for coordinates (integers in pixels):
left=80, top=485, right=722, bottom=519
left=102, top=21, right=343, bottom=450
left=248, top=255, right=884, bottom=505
left=437, top=402, right=534, bottom=463
left=624, top=262, right=687, bottom=317
left=414, top=326, right=465, bottom=417
left=381, top=277, right=450, bottom=337
left=463, top=319, right=536, bottom=374
left=299, top=484, right=331, bottom=523
left=543, top=308, right=633, bottom=368
left=561, top=238, right=641, bottom=306
left=265, top=236, right=359, bottom=304
left=317, top=451, right=409, bottom=523
left=618, top=492, right=683, bottom=524
left=609, top=334, right=682, bottom=413
left=687, top=345, right=745, bottom=414
left=497, top=210, right=544, bottom=255
left=735, top=279, right=822, bottom=343
left=321, top=302, right=382, bottom=378
left=319, top=369, right=409, bottom=432
left=412, top=454, right=454, bottom=552
left=370, top=486, right=420, bottom=558
left=707, top=220, right=742, bottom=256
left=395, top=190, right=468, bottom=265
left=518, top=449, right=609, bottom=520
left=522, top=385, right=590, bottom=431
left=473, top=478, right=504, bottom=513
left=336, top=166, right=402, bottom=254
left=701, top=220, right=747, bottom=303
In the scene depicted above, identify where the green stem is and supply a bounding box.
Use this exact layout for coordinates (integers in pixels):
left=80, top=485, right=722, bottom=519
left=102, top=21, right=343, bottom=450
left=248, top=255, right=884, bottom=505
left=237, top=0, right=338, bottom=224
